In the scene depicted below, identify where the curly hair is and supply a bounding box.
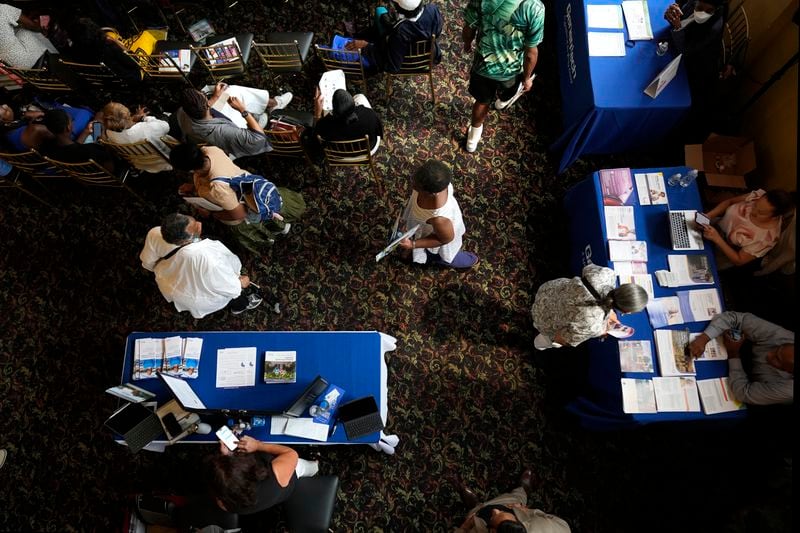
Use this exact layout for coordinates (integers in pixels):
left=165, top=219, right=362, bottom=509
left=206, top=452, right=272, bottom=511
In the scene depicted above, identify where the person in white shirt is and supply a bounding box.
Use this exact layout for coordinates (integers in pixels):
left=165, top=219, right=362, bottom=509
left=102, top=102, right=172, bottom=173
left=139, top=213, right=262, bottom=318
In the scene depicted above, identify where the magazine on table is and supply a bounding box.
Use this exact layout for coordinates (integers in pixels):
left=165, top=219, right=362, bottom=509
left=618, top=273, right=654, bottom=300
left=604, top=206, right=637, bottom=240
left=634, top=172, right=667, bottom=205
left=653, top=376, right=700, bottom=412
left=696, top=377, right=746, bottom=415
left=181, top=337, right=203, bottom=378
left=621, top=378, right=657, bottom=413
left=618, top=340, right=654, bottom=373
left=599, top=168, right=634, bottom=205
left=263, top=351, right=297, bottom=383
left=611, top=261, right=649, bottom=275
left=646, top=297, right=684, bottom=328
left=654, top=329, right=696, bottom=376
left=609, top=240, right=648, bottom=262
left=162, top=336, right=184, bottom=376
left=688, top=333, right=728, bottom=360
left=655, top=255, right=714, bottom=287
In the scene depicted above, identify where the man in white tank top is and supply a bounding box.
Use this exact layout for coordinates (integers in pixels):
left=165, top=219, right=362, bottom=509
left=398, top=160, right=479, bottom=268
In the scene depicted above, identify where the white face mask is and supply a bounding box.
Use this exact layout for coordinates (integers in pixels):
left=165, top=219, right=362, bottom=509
left=693, top=10, right=713, bottom=24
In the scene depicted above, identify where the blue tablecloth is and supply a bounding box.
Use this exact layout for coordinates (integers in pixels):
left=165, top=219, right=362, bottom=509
left=120, top=331, right=391, bottom=445
left=552, top=0, right=691, bottom=173
left=563, top=167, right=746, bottom=429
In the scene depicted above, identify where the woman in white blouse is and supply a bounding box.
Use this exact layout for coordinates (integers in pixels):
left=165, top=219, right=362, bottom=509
left=102, top=102, right=172, bottom=173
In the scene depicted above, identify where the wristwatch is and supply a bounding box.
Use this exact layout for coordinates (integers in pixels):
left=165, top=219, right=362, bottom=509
left=240, top=110, right=250, bottom=118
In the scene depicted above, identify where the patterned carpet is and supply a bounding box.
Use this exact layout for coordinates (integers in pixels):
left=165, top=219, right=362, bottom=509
left=0, top=1, right=792, bottom=532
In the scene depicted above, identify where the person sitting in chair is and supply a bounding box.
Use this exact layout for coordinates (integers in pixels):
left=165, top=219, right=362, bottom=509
left=102, top=102, right=172, bottom=173
left=2, top=100, right=94, bottom=151
left=313, top=88, right=383, bottom=155
left=40, top=108, right=115, bottom=172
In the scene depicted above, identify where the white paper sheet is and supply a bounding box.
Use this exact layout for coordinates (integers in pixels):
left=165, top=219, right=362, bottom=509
left=621, top=378, right=657, bottom=413
left=609, top=240, right=648, bottom=262
left=283, top=418, right=329, bottom=442
left=206, top=84, right=270, bottom=128
left=587, top=5, right=624, bottom=29
left=697, top=377, right=746, bottom=414
left=621, top=0, right=653, bottom=40
left=216, top=347, right=257, bottom=388
left=587, top=31, right=626, bottom=57
left=653, top=376, right=700, bottom=412
left=319, top=69, right=347, bottom=112
left=604, top=206, right=637, bottom=240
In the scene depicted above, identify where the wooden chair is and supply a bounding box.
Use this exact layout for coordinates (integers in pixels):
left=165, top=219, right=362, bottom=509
left=0, top=164, right=53, bottom=207
left=0, top=61, right=25, bottom=91
left=192, top=33, right=253, bottom=83
left=125, top=50, right=193, bottom=86
left=1, top=64, right=71, bottom=94
left=321, top=135, right=383, bottom=196
left=721, top=1, right=750, bottom=76
left=160, top=135, right=182, bottom=150
left=0, top=149, right=68, bottom=185
left=57, top=59, right=130, bottom=95
left=315, top=44, right=368, bottom=94
left=385, top=36, right=437, bottom=113
left=99, top=138, right=172, bottom=172
left=252, top=32, right=314, bottom=83
left=44, top=157, right=146, bottom=205
left=264, top=127, right=314, bottom=167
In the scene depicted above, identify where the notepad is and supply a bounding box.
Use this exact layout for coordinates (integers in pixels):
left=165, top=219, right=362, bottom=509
left=283, top=418, right=329, bottom=442
left=587, top=5, right=624, bottom=29
left=587, top=32, right=626, bottom=57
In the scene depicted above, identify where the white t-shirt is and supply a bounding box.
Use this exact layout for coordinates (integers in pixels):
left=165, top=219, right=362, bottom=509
left=140, top=227, right=242, bottom=318
left=402, top=183, right=466, bottom=264
left=106, top=117, right=172, bottom=173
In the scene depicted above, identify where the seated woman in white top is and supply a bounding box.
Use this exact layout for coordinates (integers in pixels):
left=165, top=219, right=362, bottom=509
left=701, top=189, right=794, bottom=269
left=102, top=102, right=172, bottom=173
left=397, top=160, right=478, bottom=269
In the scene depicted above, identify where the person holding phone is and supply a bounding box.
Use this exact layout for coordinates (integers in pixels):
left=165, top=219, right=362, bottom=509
left=206, top=435, right=319, bottom=514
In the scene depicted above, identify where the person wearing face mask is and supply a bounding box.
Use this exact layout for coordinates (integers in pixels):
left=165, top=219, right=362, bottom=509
left=687, top=311, right=793, bottom=405
left=139, top=213, right=263, bottom=318
left=663, top=0, right=726, bottom=140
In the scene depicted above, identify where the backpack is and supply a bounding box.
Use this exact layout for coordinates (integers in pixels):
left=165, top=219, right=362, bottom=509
left=211, top=175, right=282, bottom=222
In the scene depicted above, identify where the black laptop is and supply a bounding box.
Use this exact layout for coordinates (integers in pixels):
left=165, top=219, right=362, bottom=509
left=105, top=402, right=164, bottom=453
left=337, top=396, right=384, bottom=440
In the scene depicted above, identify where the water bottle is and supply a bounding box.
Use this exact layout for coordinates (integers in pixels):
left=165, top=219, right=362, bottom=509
left=679, top=168, right=699, bottom=187
left=309, top=400, right=330, bottom=418
left=667, top=172, right=683, bottom=186
left=656, top=41, right=669, bottom=56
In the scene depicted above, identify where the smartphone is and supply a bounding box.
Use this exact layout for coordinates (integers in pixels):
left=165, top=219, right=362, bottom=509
left=92, top=121, right=103, bottom=140
left=216, top=425, right=239, bottom=451
left=695, top=212, right=710, bottom=227
left=729, top=329, right=742, bottom=341
left=162, top=412, right=183, bottom=438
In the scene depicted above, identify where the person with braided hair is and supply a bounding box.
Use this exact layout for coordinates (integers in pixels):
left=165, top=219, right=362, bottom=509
left=531, top=264, right=648, bottom=349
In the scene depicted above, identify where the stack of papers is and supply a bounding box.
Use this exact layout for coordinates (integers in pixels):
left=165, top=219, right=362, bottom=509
left=271, top=416, right=329, bottom=442
left=621, top=0, right=654, bottom=40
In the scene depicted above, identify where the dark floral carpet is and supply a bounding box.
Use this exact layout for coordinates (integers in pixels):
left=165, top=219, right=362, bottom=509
left=0, top=1, right=793, bottom=532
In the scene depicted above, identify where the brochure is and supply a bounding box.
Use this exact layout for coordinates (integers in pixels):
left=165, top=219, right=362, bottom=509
left=676, top=288, right=722, bottom=323
left=654, top=255, right=714, bottom=287
left=181, top=337, right=203, bottom=378
left=697, top=377, right=746, bottom=415
left=653, top=376, right=701, bottom=412
left=611, top=261, right=648, bottom=275
left=618, top=273, right=654, bottom=300
left=621, top=378, right=657, bottom=413
left=618, top=340, right=654, bottom=373
left=688, top=333, right=728, bottom=360
left=134, top=337, right=162, bottom=380
left=621, top=0, right=653, bottom=40
left=646, top=297, right=684, bottom=328
left=319, top=69, right=347, bottom=113
left=604, top=206, right=637, bottom=240
left=587, top=4, right=624, bottom=29
left=654, top=329, right=695, bottom=376
left=588, top=31, right=626, bottom=57
left=609, top=240, right=648, bottom=262
left=162, top=336, right=184, bottom=375
left=634, top=172, right=667, bottom=205
left=599, top=168, right=634, bottom=205
left=263, top=351, right=297, bottom=383
left=310, top=384, right=345, bottom=425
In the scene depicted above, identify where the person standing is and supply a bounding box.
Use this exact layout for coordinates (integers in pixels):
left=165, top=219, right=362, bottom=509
left=688, top=311, right=794, bottom=405
left=139, top=213, right=262, bottom=318
left=462, top=0, right=545, bottom=152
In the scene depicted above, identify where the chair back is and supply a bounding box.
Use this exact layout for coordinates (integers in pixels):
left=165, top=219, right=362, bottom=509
left=265, top=128, right=311, bottom=162
left=2, top=65, right=71, bottom=93
left=285, top=475, right=340, bottom=533
left=0, top=149, right=66, bottom=180
left=44, top=157, right=124, bottom=188
left=57, top=59, right=128, bottom=93
left=253, top=42, right=303, bottom=71
left=192, top=39, right=246, bottom=82
left=100, top=138, right=171, bottom=170
left=0, top=61, right=25, bottom=90
left=126, top=50, right=193, bottom=86
left=722, top=2, right=750, bottom=70
left=315, top=45, right=367, bottom=90
left=322, top=135, right=372, bottom=166
left=160, top=135, right=182, bottom=150
left=397, top=36, right=436, bottom=75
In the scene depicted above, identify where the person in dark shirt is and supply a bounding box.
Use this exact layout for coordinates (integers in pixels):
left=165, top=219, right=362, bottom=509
left=41, top=108, right=115, bottom=172
left=345, top=0, right=443, bottom=73
left=313, top=89, right=383, bottom=153
left=207, top=435, right=318, bottom=514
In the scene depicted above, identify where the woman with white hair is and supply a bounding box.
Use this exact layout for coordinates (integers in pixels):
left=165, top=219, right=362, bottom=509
left=102, top=102, right=172, bottom=173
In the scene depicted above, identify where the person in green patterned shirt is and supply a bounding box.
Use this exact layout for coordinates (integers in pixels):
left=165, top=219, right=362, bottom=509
left=462, top=0, right=545, bottom=152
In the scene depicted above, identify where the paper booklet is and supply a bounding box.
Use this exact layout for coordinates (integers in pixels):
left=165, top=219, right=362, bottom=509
left=612, top=261, right=648, bottom=275
left=604, top=206, right=637, bottom=240
left=689, top=332, right=728, bottom=360
left=216, top=347, right=257, bottom=388
left=609, top=240, right=648, bottom=262
left=653, top=376, right=700, bottom=412
left=654, top=329, right=696, bottom=376
left=621, top=0, right=653, bottom=40
left=375, top=224, right=420, bottom=262
left=206, top=84, right=270, bottom=128
left=159, top=49, right=192, bottom=73
left=134, top=337, right=162, bottom=380
left=263, top=351, right=297, bottom=383
left=600, top=167, right=634, bottom=206
left=646, top=297, right=684, bottom=328
left=647, top=289, right=721, bottom=328
left=181, top=337, right=203, bottom=378
left=697, top=377, right=746, bottom=415
left=496, top=73, right=536, bottom=110
left=634, top=172, right=667, bottom=205
left=106, top=382, right=156, bottom=403
left=587, top=5, right=624, bottom=29
left=655, top=255, right=714, bottom=287
left=621, top=378, right=657, bottom=413
left=319, top=69, right=347, bottom=113
left=162, top=336, right=184, bottom=376
left=618, top=340, right=654, bottom=373
left=644, top=54, right=682, bottom=98
left=183, top=196, right=224, bottom=212
left=588, top=31, right=626, bottom=57
left=619, top=273, right=654, bottom=300
left=204, top=37, right=240, bottom=65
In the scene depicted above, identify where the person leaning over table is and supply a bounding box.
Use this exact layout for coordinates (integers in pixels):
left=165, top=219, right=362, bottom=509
left=140, top=212, right=263, bottom=318
left=531, top=264, right=648, bottom=350
left=206, top=435, right=319, bottom=514
left=699, top=189, right=794, bottom=269
left=688, top=311, right=794, bottom=405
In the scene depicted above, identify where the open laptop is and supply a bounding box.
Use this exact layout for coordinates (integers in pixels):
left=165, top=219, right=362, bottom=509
left=158, top=372, right=328, bottom=418
left=105, top=402, right=164, bottom=453
left=668, top=210, right=704, bottom=251
left=336, top=396, right=384, bottom=440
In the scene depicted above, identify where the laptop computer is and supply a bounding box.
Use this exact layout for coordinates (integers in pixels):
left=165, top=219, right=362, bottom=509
left=105, top=402, right=164, bottom=453
left=336, top=396, right=384, bottom=440
left=668, top=210, right=704, bottom=251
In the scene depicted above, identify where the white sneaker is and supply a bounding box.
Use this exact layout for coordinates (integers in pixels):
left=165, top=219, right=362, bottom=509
left=280, top=222, right=291, bottom=235
left=381, top=434, right=400, bottom=447
left=466, top=125, right=483, bottom=153
left=272, top=92, right=293, bottom=110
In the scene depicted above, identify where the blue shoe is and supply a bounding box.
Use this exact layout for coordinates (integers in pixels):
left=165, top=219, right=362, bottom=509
left=429, top=251, right=479, bottom=269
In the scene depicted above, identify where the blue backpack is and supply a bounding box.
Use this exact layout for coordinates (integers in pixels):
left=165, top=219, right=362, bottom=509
left=211, top=175, right=282, bottom=222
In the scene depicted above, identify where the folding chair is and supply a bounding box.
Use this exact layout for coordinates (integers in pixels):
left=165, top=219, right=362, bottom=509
left=1, top=64, right=72, bottom=94
left=321, top=135, right=383, bottom=196
left=57, top=59, right=130, bottom=95
left=192, top=33, right=253, bottom=83
left=315, top=45, right=368, bottom=94
left=44, top=157, right=146, bottom=205
left=0, top=162, right=53, bottom=207
left=385, top=36, right=437, bottom=113
left=0, top=149, right=68, bottom=186
left=160, top=135, right=181, bottom=150
left=126, top=50, right=193, bottom=86
left=252, top=32, right=314, bottom=83
left=264, top=127, right=314, bottom=167
left=721, top=1, right=750, bottom=77
left=99, top=138, right=172, bottom=172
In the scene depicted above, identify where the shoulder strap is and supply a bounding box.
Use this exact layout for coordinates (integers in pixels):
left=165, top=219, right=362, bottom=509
left=581, top=276, right=603, bottom=303
left=154, top=242, right=191, bottom=267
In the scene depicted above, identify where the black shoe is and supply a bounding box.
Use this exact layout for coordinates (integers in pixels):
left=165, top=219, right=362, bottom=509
left=458, top=483, right=480, bottom=509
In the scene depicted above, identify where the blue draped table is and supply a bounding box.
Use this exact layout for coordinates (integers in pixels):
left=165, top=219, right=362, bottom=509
left=563, top=167, right=746, bottom=429
left=552, top=0, right=691, bottom=173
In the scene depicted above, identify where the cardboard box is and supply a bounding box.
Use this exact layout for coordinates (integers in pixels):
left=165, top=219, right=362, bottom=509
left=685, top=134, right=756, bottom=189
